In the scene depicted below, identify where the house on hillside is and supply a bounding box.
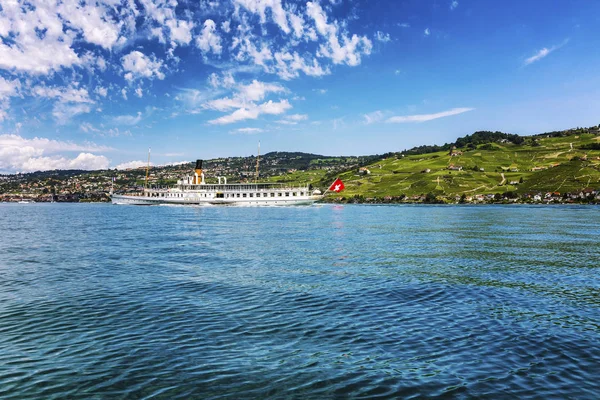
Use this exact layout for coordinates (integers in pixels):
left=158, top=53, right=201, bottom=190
left=448, top=146, right=463, bottom=157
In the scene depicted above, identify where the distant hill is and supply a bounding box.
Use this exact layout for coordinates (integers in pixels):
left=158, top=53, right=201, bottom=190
left=3, top=125, right=600, bottom=203
left=0, top=152, right=381, bottom=199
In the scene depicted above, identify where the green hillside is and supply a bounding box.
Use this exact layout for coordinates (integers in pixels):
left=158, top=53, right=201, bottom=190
left=318, top=129, right=600, bottom=200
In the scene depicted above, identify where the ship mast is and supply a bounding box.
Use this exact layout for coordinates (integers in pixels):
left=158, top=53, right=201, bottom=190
left=144, top=147, right=151, bottom=192
left=255, top=141, right=260, bottom=183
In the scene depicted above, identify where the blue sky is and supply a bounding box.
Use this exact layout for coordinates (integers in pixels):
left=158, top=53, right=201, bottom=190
left=1, top=0, right=599, bottom=172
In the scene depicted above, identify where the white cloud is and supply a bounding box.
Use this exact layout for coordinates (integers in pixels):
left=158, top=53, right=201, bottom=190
left=387, top=107, right=474, bottom=123
left=95, top=87, right=108, bottom=97
left=0, top=1, right=81, bottom=74
left=0, top=77, right=21, bottom=121
left=80, top=123, right=131, bottom=137
left=0, top=134, right=112, bottom=173
left=209, top=107, right=259, bottom=125
left=33, top=85, right=93, bottom=104
left=276, top=114, right=308, bottom=125
left=306, top=1, right=372, bottom=67
left=167, top=19, right=195, bottom=45
left=208, top=99, right=292, bottom=124
left=272, top=51, right=330, bottom=80
left=221, top=21, right=231, bottom=33
left=228, top=1, right=370, bottom=79
left=176, top=87, right=225, bottom=113
left=80, top=122, right=101, bottom=134
left=135, top=87, right=144, bottom=98
left=424, top=28, right=430, bottom=36
left=276, top=113, right=308, bottom=125
left=97, top=57, right=107, bottom=71
left=524, top=40, right=568, bottom=65
left=306, top=1, right=330, bottom=36
left=238, top=80, right=286, bottom=102
left=139, top=0, right=195, bottom=46
left=0, top=77, right=20, bottom=100
left=289, top=13, right=304, bottom=38
left=450, top=1, right=459, bottom=10
left=69, top=153, right=110, bottom=170
left=232, top=127, right=264, bottom=134
left=257, top=99, right=292, bottom=114
left=53, top=103, right=92, bottom=125
left=234, top=0, right=290, bottom=34
left=398, top=23, right=410, bottom=28
left=196, top=19, right=222, bottom=54
left=363, top=110, right=384, bottom=124
left=116, top=160, right=151, bottom=170
left=113, top=112, right=143, bottom=125
left=0, top=0, right=137, bottom=76
left=208, top=72, right=236, bottom=88
left=17, top=153, right=109, bottom=173
left=525, top=48, right=550, bottom=65
left=0, top=134, right=111, bottom=153
left=28, top=85, right=96, bottom=124
left=122, top=51, right=165, bottom=81
left=375, top=31, right=391, bottom=43
left=204, top=79, right=289, bottom=121
left=286, top=114, right=308, bottom=121
left=0, top=0, right=375, bottom=127
left=58, top=0, right=122, bottom=49
left=204, top=96, right=247, bottom=112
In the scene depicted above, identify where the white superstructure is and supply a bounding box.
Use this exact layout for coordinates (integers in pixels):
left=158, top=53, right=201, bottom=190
left=111, top=159, right=323, bottom=206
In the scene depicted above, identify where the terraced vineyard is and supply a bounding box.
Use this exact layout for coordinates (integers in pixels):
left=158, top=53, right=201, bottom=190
left=318, top=132, right=600, bottom=199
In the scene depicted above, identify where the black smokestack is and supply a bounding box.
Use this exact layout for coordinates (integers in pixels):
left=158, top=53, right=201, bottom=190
left=195, top=160, right=203, bottom=170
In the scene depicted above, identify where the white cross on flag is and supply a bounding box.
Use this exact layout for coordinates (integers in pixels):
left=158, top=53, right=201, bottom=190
left=329, top=178, right=345, bottom=193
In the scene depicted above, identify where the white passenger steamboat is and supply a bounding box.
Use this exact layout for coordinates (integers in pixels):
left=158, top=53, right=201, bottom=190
left=111, top=159, right=327, bottom=206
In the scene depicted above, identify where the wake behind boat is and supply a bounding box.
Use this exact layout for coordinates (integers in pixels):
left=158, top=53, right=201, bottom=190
left=110, top=159, right=332, bottom=206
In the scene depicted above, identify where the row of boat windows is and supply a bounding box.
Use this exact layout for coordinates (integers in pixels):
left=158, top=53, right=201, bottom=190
left=219, top=192, right=305, bottom=198
left=150, top=192, right=305, bottom=198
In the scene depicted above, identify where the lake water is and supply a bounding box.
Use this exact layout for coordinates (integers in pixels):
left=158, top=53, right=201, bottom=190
left=1, top=203, right=600, bottom=398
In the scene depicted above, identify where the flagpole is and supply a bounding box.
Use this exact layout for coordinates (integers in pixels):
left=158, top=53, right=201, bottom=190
left=255, top=141, right=260, bottom=184
left=144, top=147, right=151, bottom=193
left=322, top=177, right=340, bottom=196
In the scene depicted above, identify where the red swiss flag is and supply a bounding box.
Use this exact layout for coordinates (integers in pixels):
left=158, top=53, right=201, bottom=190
left=329, top=178, right=345, bottom=192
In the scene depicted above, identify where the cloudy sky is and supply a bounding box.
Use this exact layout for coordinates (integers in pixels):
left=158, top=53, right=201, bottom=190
left=1, top=0, right=599, bottom=173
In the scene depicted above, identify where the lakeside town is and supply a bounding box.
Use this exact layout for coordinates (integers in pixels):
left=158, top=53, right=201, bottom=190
left=0, top=152, right=370, bottom=203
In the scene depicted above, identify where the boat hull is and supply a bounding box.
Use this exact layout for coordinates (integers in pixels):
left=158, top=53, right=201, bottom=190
left=111, top=194, right=322, bottom=206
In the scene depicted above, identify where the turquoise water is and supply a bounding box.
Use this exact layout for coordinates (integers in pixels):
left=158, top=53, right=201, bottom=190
left=1, top=203, right=600, bottom=398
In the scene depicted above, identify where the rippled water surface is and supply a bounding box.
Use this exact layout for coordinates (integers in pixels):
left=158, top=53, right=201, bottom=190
left=1, top=203, right=600, bottom=399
